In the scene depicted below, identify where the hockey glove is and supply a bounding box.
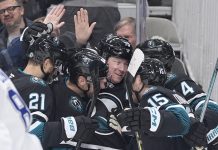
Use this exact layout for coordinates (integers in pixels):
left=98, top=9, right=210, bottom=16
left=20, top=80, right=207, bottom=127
left=183, top=117, right=208, bottom=148
left=61, top=116, right=98, bottom=142
left=116, top=107, right=161, bottom=133
left=109, top=114, right=123, bottom=135
left=195, top=109, right=218, bottom=130
left=207, top=125, right=218, bottom=150
left=20, top=22, right=53, bottom=50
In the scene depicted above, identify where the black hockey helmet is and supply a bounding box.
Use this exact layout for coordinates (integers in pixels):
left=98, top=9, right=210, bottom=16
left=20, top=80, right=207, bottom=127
left=27, top=34, right=67, bottom=68
left=68, top=48, right=108, bottom=83
left=136, top=39, right=175, bottom=72
left=137, top=57, right=167, bottom=86
left=97, top=34, right=133, bottom=61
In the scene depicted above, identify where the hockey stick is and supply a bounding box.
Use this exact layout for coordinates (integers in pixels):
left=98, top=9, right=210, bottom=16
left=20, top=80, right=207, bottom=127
left=199, top=58, right=218, bottom=122
left=75, top=60, right=100, bottom=150
left=194, top=58, right=218, bottom=150
left=124, top=48, right=144, bottom=150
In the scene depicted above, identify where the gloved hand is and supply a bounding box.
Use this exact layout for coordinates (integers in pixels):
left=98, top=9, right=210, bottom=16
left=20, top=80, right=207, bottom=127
left=207, top=125, right=218, bottom=150
left=116, top=107, right=151, bottom=132
left=61, top=116, right=98, bottom=142
left=195, top=109, right=218, bottom=130
left=183, top=117, right=208, bottom=148
left=109, top=114, right=123, bottom=135
left=20, top=22, right=53, bottom=50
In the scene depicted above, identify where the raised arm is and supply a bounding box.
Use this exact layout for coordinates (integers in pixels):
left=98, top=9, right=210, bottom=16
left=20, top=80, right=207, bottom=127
left=74, top=8, right=96, bottom=46
left=43, top=4, right=65, bottom=35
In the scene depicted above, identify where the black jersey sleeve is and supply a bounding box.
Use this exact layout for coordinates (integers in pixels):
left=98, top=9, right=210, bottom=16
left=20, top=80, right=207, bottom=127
left=29, top=120, right=68, bottom=149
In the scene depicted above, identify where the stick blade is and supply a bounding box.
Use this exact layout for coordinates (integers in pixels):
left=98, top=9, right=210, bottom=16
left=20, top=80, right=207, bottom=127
left=128, top=48, right=145, bottom=77
left=125, top=48, right=144, bottom=108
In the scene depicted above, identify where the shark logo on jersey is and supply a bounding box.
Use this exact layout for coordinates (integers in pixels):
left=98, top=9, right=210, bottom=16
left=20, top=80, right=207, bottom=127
left=69, top=96, right=83, bottom=113
left=30, top=77, right=47, bottom=86
left=95, top=116, right=114, bottom=135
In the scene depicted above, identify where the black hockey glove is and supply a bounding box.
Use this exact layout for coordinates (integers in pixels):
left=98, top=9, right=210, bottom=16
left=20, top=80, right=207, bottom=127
left=20, top=22, right=53, bottom=50
left=61, top=116, right=98, bottom=142
left=207, top=125, right=218, bottom=150
left=195, top=109, right=218, bottom=130
left=115, top=107, right=162, bottom=133
left=184, top=117, right=208, bottom=148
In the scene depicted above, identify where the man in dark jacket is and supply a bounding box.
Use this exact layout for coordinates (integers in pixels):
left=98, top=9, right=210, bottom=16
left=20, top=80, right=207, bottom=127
left=0, top=0, right=32, bottom=51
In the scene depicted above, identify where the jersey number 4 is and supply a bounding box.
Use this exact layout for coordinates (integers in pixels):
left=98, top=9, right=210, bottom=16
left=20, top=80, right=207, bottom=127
left=29, top=93, right=45, bottom=110
left=181, top=81, right=194, bottom=96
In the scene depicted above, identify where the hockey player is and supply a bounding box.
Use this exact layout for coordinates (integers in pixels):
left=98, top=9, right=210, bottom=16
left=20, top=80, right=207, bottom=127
left=7, top=36, right=107, bottom=149
left=7, top=34, right=67, bottom=121
left=51, top=48, right=108, bottom=120
left=96, top=34, right=133, bottom=106
left=0, top=69, right=42, bottom=150
left=109, top=58, right=191, bottom=150
left=49, top=48, right=110, bottom=149
left=73, top=34, right=134, bottom=149
left=137, top=39, right=218, bottom=149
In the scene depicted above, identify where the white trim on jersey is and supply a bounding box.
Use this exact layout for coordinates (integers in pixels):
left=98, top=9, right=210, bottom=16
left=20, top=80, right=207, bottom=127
left=195, top=100, right=218, bottom=111
left=187, top=93, right=206, bottom=104
left=165, top=104, right=186, bottom=111
left=29, top=121, right=42, bottom=132
left=60, top=140, right=122, bottom=150
left=31, top=111, right=48, bottom=122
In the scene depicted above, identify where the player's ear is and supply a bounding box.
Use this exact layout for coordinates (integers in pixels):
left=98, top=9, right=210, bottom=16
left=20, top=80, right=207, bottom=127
left=77, top=76, right=88, bottom=90
left=43, top=58, right=53, bottom=72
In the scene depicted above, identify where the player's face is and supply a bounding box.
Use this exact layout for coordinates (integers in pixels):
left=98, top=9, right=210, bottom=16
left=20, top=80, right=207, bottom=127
left=107, top=56, right=128, bottom=84
left=116, top=24, right=136, bottom=48
left=132, top=75, right=144, bottom=103
left=0, top=0, right=24, bottom=28
left=85, top=77, right=107, bottom=98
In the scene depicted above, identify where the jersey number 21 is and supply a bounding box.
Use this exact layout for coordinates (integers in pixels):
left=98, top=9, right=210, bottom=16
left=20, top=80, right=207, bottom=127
left=29, top=93, right=45, bottom=110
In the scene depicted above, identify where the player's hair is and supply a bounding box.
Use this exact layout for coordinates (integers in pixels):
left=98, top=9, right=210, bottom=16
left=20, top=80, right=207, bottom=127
left=114, top=17, right=136, bottom=34
left=0, top=0, right=24, bottom=6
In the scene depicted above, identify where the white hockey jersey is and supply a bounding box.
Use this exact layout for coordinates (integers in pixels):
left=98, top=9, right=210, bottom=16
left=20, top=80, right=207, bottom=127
left=0, top=69, right=42, bottom=150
